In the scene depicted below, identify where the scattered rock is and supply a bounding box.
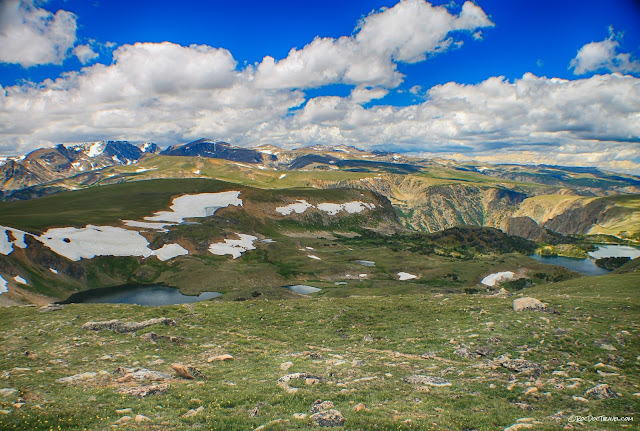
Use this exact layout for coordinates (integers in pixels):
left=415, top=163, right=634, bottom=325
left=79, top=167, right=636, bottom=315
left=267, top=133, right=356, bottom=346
left=403, top=375, right=451, bottom=387
left=118, top=383, right=169, bottom=398
left=548, top=411, right=566, bottom=421
left=454, top=347, right=479, bottom=359
left=353, top=403, right=368, bottom=412
left=524, top=387, right=538, bottom=396
left=495, top=355, right=542, bottom=377
left=116, top=408, right=133, bottom=414
left=0, top=388, right=17, bottom=397
left=207, top=354, right=233, bottom=362
left=513, top=402, right=532, bottom=410
left=280, top=361, right=294, bottom=371
left=140, top=332, right=182, bottom=344
left=293, top=413, right=307, bottom=420
left=572, top=395, right=589, bottom=403
left=114, top=416, right=132, bottom=425
left=182, top=406, right=205, bottom=418
left=171, top=363, right=205, bottom=380
left=513, top=297, right=546, bottom=312
left=278, top=373, right=323, bottom=393
left=585, top=384, right=618, bottom=400
left=310, top=400, right=335, bottom=413
left=82, top=317, right=175, bottom=333
left=39, top=304, right=64, bottom=312
left=115, top=368, right=171, bottom=382
left=135, top=414, right=150, bottom=423
left=363, top=334, right=374, bottom=342
left=56, top=372, right=97, bottom=383
left=311, top=409, right=345, bottom=427
left=593, top=339, right=617, bottom=351
left=504, top=423, right=534, bottom=431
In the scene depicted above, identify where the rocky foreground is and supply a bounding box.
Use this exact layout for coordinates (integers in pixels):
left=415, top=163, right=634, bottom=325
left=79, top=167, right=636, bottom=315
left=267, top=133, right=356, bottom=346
left=0, top=273, right=638, bottom=430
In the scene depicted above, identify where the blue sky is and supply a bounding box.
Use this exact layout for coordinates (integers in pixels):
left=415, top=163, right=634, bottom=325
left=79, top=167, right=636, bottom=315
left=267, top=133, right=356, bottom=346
left=1, top=0, right=639, bottom=172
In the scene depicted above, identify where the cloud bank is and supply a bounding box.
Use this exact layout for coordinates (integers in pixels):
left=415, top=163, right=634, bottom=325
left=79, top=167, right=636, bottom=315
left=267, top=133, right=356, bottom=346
left=0, top=1, right=639, bottom=173
left=0, top=0, right=77, bottom=67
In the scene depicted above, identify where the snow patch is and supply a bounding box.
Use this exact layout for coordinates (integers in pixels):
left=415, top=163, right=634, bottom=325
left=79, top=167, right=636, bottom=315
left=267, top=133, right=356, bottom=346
left=38, top=225, right=154, bottom=261
left=140, top=143, right=154, bottom=152
left=136, top=167, right=157, bottom=173
left=193, top=170, right=200, bottom=175
left=153, top=244, right=189, bottom=261
left=0, top=275, right=6, bottom=294
left=209, top=234, right=258, bottom=259
left=398, top=272, right=417, bottom=281
left=49, top=268, right=59, bottom=274
left=308, top=255, right=321, bottom=260
left=481, top=271, right=515, bottom=287
left=145, top=191, right=242, bottom=224
left=87, top=142, right=105, bottom=157
left=317, top=201, right=375, bottom=215
left=275, top=200, right=313, bottom=215
left=0, top=226, right=29, bottom=255
left=278, top=174, right=287, bottom=180
left=14, top=275, right=27, bottom=285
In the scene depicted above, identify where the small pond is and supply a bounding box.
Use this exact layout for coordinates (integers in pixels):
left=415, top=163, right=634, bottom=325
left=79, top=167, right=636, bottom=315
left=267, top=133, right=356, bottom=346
left=529, top=244, right=639, bottom=276
left=62, top=284, right=222, bottom=306
left=284, top=285, right=322, bottom=294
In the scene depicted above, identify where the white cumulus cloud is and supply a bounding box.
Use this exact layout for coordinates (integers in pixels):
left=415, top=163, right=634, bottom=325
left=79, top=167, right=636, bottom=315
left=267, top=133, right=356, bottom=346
left=254, top=0, right=493, bottom=89
left=73, top=44, right=99, bottom=65
left=570, top=28, right=640, bottom=75
left=0, top=0, right=77, bottom=67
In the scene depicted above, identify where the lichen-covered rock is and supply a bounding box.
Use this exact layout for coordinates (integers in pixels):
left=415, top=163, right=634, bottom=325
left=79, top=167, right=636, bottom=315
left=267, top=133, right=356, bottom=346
left=495, top=355, right=542, bottom=376
left=403, top=375, right=451, bottom=387
left=311, top=409, right=345, bottom=427
left=56, top=372, right=97, bottom=383
left=513, top=297, right=546, bottom=312
left=278, top=373, right=323, bottom=393
left=115, top=367, right=171, bottom=382
left=118, top=383, right=169, bottom=398
left=310, top=400, right=335, bottom=414
left=82, top=317, right=175, bottom=333
left=585, top=384, right=618, bottom=399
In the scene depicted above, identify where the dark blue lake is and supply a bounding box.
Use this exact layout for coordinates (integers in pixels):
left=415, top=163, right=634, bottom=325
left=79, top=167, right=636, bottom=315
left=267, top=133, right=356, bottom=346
left=529, top=245, right=639, bottom=276
left=62, top=285, right=222, bottom=306
left=528, top=254, right=609, bottom=276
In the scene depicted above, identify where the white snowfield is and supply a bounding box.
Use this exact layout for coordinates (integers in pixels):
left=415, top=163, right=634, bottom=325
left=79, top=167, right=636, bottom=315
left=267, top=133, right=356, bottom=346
left=278, top=174, right=287, bottom=179
left=0, top=226, right=28, bottom=255
left=153, top=244, right=189, bottom=261
left=0, top=275, right=7, bottom=294
left=0, top=192, right=249, bottom=265
left=14, top=275, right=27, bottom=285
left=308, top=255, right=321, bottom=260
left=209, top=234, right=258, bottom=259
left=145, top=191, right=242, bottom=224
left=135, top=167, right=157, bottom=173
left=481, top=271, right=515, bottom=286
left=275, top=200, right=375, bottom=216
left=38, top=225, right=155, bottom=261
left=398, top=272, right=417, bottom=281
left=275, top=200, right=313, bottom=215
left=49, top=268, right=59, bottom=274
left=0, top=192, right=249, bottom=264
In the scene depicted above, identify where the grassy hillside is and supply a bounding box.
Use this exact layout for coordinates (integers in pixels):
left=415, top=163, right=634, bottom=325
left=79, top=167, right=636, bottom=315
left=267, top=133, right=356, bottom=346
left=0, top=272, right=637, bottom=430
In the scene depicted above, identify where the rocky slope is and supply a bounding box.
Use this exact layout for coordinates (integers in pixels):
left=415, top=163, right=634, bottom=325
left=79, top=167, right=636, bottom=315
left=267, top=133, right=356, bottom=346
left=0, top=141, right=159, bottom=195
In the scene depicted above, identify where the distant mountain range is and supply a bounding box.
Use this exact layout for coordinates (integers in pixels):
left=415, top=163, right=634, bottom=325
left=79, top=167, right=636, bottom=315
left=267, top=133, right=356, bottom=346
left=1, top=138, right=639, bottom=241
